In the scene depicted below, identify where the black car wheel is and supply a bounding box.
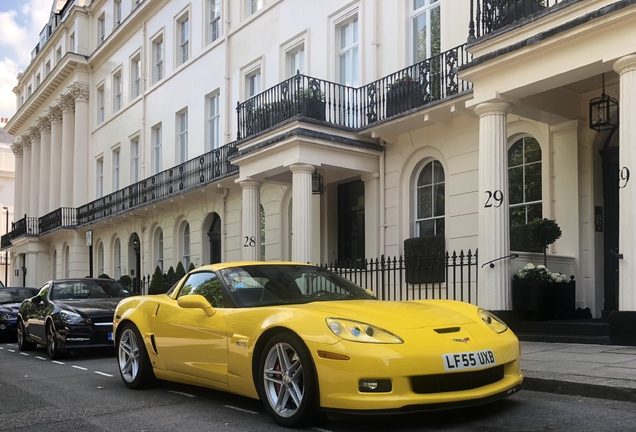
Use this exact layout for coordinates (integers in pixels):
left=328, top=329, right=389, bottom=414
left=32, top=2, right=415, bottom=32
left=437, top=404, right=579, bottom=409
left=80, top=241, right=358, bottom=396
left=17, top=319, right=36, bottom=351
left=256, top=333, right=317, bottom=428
left=46, top=322, right=65, bottom=360
left=117, top=323, right=155, bottom=389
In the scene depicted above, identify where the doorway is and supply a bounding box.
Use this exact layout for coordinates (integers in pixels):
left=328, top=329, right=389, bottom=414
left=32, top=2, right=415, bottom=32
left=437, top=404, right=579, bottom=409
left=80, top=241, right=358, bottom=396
left=337, top=180, right=365, bottom=263
left=600, top=146, right=619, bottom=313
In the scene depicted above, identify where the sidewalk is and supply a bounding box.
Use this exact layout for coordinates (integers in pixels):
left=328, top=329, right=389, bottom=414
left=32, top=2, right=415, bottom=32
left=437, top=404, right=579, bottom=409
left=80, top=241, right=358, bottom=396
left=520, top=341, right=636, bottom=402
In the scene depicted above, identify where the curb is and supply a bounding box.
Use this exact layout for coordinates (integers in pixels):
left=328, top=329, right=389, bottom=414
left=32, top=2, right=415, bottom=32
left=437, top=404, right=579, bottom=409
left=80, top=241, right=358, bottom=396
left=523, top=376, right=636, bottom=403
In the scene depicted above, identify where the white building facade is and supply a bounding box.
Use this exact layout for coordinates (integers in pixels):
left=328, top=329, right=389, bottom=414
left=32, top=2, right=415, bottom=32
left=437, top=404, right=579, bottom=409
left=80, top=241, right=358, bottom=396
left=4, top=0, right=636, bottom=319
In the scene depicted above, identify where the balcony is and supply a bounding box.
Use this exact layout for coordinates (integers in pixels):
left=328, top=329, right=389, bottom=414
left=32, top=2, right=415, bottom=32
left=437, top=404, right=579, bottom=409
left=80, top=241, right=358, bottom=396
left=468, top=0, right=573, bottom=40
left=237, top=44, right=472, bottom=140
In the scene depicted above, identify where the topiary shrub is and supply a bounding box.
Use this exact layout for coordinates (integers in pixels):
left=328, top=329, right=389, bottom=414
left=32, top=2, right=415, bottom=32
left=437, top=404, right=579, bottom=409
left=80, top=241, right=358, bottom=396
left=119, top=275, right=132, bottom=288
left=98, top=273, right=111, bottom=279
left=529, top=218, right=562, bottom=267
left=164, top=266, right=177, bottom=291
left=404, top=235, right=446, bottom=284
left=149, top=266, right=166, bottom=295
left=188, top=262, right=196, bottom=272
left=175, top=262, right=186, bottom=280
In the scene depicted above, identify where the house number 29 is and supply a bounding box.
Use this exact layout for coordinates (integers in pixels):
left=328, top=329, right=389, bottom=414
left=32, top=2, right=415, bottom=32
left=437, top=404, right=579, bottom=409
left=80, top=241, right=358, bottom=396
left=619, top=167, right=630, bottom=189
left=484, top=190, right=504, bottom=208
left=244, top=236, right=257, bottom=247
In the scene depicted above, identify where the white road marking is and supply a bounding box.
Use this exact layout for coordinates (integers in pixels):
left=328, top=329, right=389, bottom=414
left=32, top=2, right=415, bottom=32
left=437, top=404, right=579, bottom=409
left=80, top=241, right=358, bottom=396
left=311, top=428, right=333, bottom=432
left=35, top=356, right=47, bottom=360
left=52, top=360, right=65, bottom=365
left=225, top=405, right=258, bottom=415
left=20, top=352, right=29, bottom=356
left=168, top=390, right=196, bottom=398
left=72, top=365, right=88, bottom=371
left=8, top=349, right=15, bottom=353
left=95, top=371, right=113, bottom=377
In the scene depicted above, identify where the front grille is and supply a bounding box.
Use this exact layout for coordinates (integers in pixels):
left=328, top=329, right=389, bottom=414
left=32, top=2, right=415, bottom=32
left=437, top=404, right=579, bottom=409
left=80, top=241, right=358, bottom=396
left=411, top=365, right=504, bottom=394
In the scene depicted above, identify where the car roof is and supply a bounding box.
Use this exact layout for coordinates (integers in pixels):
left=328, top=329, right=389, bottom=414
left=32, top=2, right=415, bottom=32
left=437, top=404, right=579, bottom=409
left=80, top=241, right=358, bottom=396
left=198, top=261, right=314, bottom=271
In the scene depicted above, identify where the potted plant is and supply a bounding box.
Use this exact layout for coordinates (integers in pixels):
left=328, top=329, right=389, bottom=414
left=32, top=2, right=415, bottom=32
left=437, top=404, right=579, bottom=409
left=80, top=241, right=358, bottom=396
left=511, top=219, right=574, bottom=320
left=386, top=74, right=424, bottom=117
left=295, top=87, right=326, bottom=121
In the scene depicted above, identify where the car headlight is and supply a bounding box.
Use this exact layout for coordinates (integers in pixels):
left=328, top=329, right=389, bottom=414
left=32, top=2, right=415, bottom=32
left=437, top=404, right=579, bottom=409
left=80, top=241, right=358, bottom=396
left=478, top=309, right=508, bottom=334
left=326, top=318, right=403, bottom=344
left=0, top=314, right=11, bottom=321
left=60, top=310, right=85, bottom=325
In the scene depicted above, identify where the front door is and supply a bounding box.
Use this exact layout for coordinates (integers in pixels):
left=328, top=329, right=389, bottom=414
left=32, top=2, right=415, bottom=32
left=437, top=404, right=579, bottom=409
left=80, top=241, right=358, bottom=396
left=338, top=180, right=365, bottom=263
left=600, top=146, right=619, bottom=313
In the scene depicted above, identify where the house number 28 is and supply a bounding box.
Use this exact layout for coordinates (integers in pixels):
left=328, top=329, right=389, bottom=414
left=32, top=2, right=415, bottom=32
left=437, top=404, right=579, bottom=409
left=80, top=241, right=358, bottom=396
left=244, top=236, right=257, bottom=247
left=484, top=190, right=504, bottom=208
left=619, top=167, right=630, bottom=189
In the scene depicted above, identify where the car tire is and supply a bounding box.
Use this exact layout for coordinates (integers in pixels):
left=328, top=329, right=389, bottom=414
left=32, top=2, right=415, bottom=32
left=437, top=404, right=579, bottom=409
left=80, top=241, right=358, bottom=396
left=117, top=323, right=155, bottom=389
left=256, top=332, right=317, bottom=428
left=17, top=319, right=37, bottom=351
left=46, top=322, right=65, bottom=360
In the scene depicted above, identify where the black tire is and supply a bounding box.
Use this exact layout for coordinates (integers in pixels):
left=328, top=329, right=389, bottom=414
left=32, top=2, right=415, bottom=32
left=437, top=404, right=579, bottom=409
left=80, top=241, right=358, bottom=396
left=17, top=319, right=37, bottom=351
left=46, top=322, right=66, bottom=360
left=256, top=333, right=317, bottom=428
left=116, top=323, right=156, bottom=389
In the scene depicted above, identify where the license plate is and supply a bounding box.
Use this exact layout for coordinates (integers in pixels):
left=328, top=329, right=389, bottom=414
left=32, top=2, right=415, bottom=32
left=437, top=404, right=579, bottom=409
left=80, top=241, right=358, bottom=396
left=108, top=332, right=113, bottom=342
left=443, top=350, right=496, bottom=371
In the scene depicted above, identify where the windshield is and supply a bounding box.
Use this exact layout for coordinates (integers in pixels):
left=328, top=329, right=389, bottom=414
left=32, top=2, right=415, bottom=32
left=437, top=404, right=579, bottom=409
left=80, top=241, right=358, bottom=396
left=0, top=288, right=37, bottom=304
left=219, top=264, right=377, bottom=307
left=50, top=280, right=133, bottom=300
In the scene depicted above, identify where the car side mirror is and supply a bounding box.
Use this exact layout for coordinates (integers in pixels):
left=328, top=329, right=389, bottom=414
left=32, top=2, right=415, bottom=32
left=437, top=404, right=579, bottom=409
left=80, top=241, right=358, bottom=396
left=177, top=294, right=216, bottom=317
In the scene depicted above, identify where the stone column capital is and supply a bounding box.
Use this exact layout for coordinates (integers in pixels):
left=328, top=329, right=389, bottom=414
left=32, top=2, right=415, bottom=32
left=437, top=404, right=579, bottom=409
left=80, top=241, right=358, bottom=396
left=613, top=54, right=636, bottom=76
left=37, top=116, right=51, bottom=132
left=11, top=141, right=24, bottom=156
left=473, top=100, right=513, bottom=118
left=68, top=82, right=90, bottom=101
left=60, top=94, right=75, bottom=111
left=47, top=105, right=63, bottom=123
left=289, top=163, right=315, bottom=174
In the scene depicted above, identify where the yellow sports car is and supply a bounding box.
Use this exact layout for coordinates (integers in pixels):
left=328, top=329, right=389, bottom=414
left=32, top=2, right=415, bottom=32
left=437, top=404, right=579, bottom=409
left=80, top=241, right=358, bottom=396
left=113, top=262, right=523, bottom=427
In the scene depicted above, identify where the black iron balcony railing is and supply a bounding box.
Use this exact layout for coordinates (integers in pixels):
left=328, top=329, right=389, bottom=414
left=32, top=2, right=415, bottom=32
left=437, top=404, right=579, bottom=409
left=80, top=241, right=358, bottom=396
left=77, top=141, right=238, bottom=225
left=11, top=216, right=39, bottom=238
left=39, top=207, right=77, bottom=235
left=469, top=0, right=569, bottom=39
left=237, top=44, right=472, bottom=140
left=1, top=233, right=10, bottom=249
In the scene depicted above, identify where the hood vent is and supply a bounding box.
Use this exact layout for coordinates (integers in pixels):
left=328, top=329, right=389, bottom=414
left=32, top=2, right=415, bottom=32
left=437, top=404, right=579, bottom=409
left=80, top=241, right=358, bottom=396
left=434, top=327, right=460, bottom=334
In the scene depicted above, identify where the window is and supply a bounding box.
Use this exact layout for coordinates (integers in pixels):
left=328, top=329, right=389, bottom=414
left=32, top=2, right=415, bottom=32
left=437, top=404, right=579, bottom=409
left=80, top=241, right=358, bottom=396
left=287, top=44, right=305, bottom=77
left=114, top=238, right=122, bottom=279
left=45, top=60, right=51, bottom=76
left=247, top=0, right=263, bottom=16
left=246, top=68, right=261, bottom=98
left=112, top=148, right=120, bottom=191
left=131, top=53, right=141, bottom=98
left=206, top=93, right=220, bottom=151
left=415, top=160, right=445, bottom=236
left=411, top=0, right=440, bottom=62
left=337, top=16, right=358, bottom=87
left=151, top=123, right=162, bottom=174
left=114, top=0, right=122, bottom=27
left=27, top=85, right=32, bottom=97
left=156, top=228, right=164, bottom=272
left=113, top=70, right=122, bottom=112
left=152, top=35, right=164, bottom=84
left=130, top=137, right=139, bottom=183
left=177, top=13, right=190, bottom=65
left=56, top=46, right=62, bottom=64
left=97, top=158, right=104, bottom=198
left=177, top=109, right=188, bottom=163
left=97, top=85, right=105, bottom=123
left=35, top=73, right=41, bottom=87
left=176, top=272, right=224, bottom=307
left=182, top=222, right=191, bottom=269
left=98, top=13, right=106, bottom=45
left=509, top=137, right=542, bottom=227
left=69, top=32, right=75, bottom=52
left=98, top=243, right=105, bottom=275
left=208, top=0, right=221, bottom=43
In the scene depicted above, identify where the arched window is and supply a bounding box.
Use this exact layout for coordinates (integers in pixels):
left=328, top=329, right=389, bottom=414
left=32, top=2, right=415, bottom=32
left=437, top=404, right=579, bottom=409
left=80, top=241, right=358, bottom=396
left=52, top=250, right=57, bottom=280
left=182, top=222, right=191, bottom=269
left=415, top=160, right=445, bottom=236
left=114, top=238, right=122, bottom=279
left=508, top=137, right=542, bottom=226
left=98, top=243, right=105, bottom=275
left=64, top=245, right=69, bottom=278
left=155, top=228, right=164, bottom=272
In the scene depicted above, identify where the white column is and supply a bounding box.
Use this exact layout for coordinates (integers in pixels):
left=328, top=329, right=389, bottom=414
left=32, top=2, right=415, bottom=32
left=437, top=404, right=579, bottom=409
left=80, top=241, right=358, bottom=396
left=29, top=128, right=41, bottom=218
left=474, top=101, right=512, bottom=311
left=48, top=106, right=63, bottom=211
left=21, top=137, right=32, bottom=218
left=71, top=83, right=89, bottom=208
left=38, top=118, right=51, bottom=215
left=290, top=164, right=314, bottom=263
left=60, top=95, right=75, bottom=208
left=614, top=54, right=636, bottom=311
left=240, top=180, right=262, bottom=261
left=11, top=141, right=24, bottom=218
left=362, top=172, right=380, bottom=258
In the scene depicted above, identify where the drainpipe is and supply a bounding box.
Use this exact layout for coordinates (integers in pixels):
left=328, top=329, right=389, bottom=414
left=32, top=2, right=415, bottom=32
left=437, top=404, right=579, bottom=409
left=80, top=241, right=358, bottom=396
left=220, top=186, right=229, bottom=262
left=224, top=0, right=232, bottom=143
left=379, top=140, right=386, bottom=256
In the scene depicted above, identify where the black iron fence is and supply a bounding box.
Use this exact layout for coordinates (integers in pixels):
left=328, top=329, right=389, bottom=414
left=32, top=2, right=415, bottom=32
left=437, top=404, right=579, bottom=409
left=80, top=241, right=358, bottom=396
left=11, top=215, right=39, bottom=238
left=39, top=207, right=77, bottom=235
left=469, top=0, right=570, bottom=39
left=237, top=44, right=472, bottom=140
left=321, top=250, right=479, bottom=304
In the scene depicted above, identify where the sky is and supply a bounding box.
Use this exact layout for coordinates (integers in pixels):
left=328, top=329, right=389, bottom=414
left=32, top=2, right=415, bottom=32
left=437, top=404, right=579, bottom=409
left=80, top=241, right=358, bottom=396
left=0, top=0, right=51, bottom=121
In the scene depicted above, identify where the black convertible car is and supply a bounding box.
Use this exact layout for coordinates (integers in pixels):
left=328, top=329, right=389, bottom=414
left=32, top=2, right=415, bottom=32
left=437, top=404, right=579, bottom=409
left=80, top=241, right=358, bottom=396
left=0, top=287, right=39, bottom=340
left=17, top=278, right=133, bottom=358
